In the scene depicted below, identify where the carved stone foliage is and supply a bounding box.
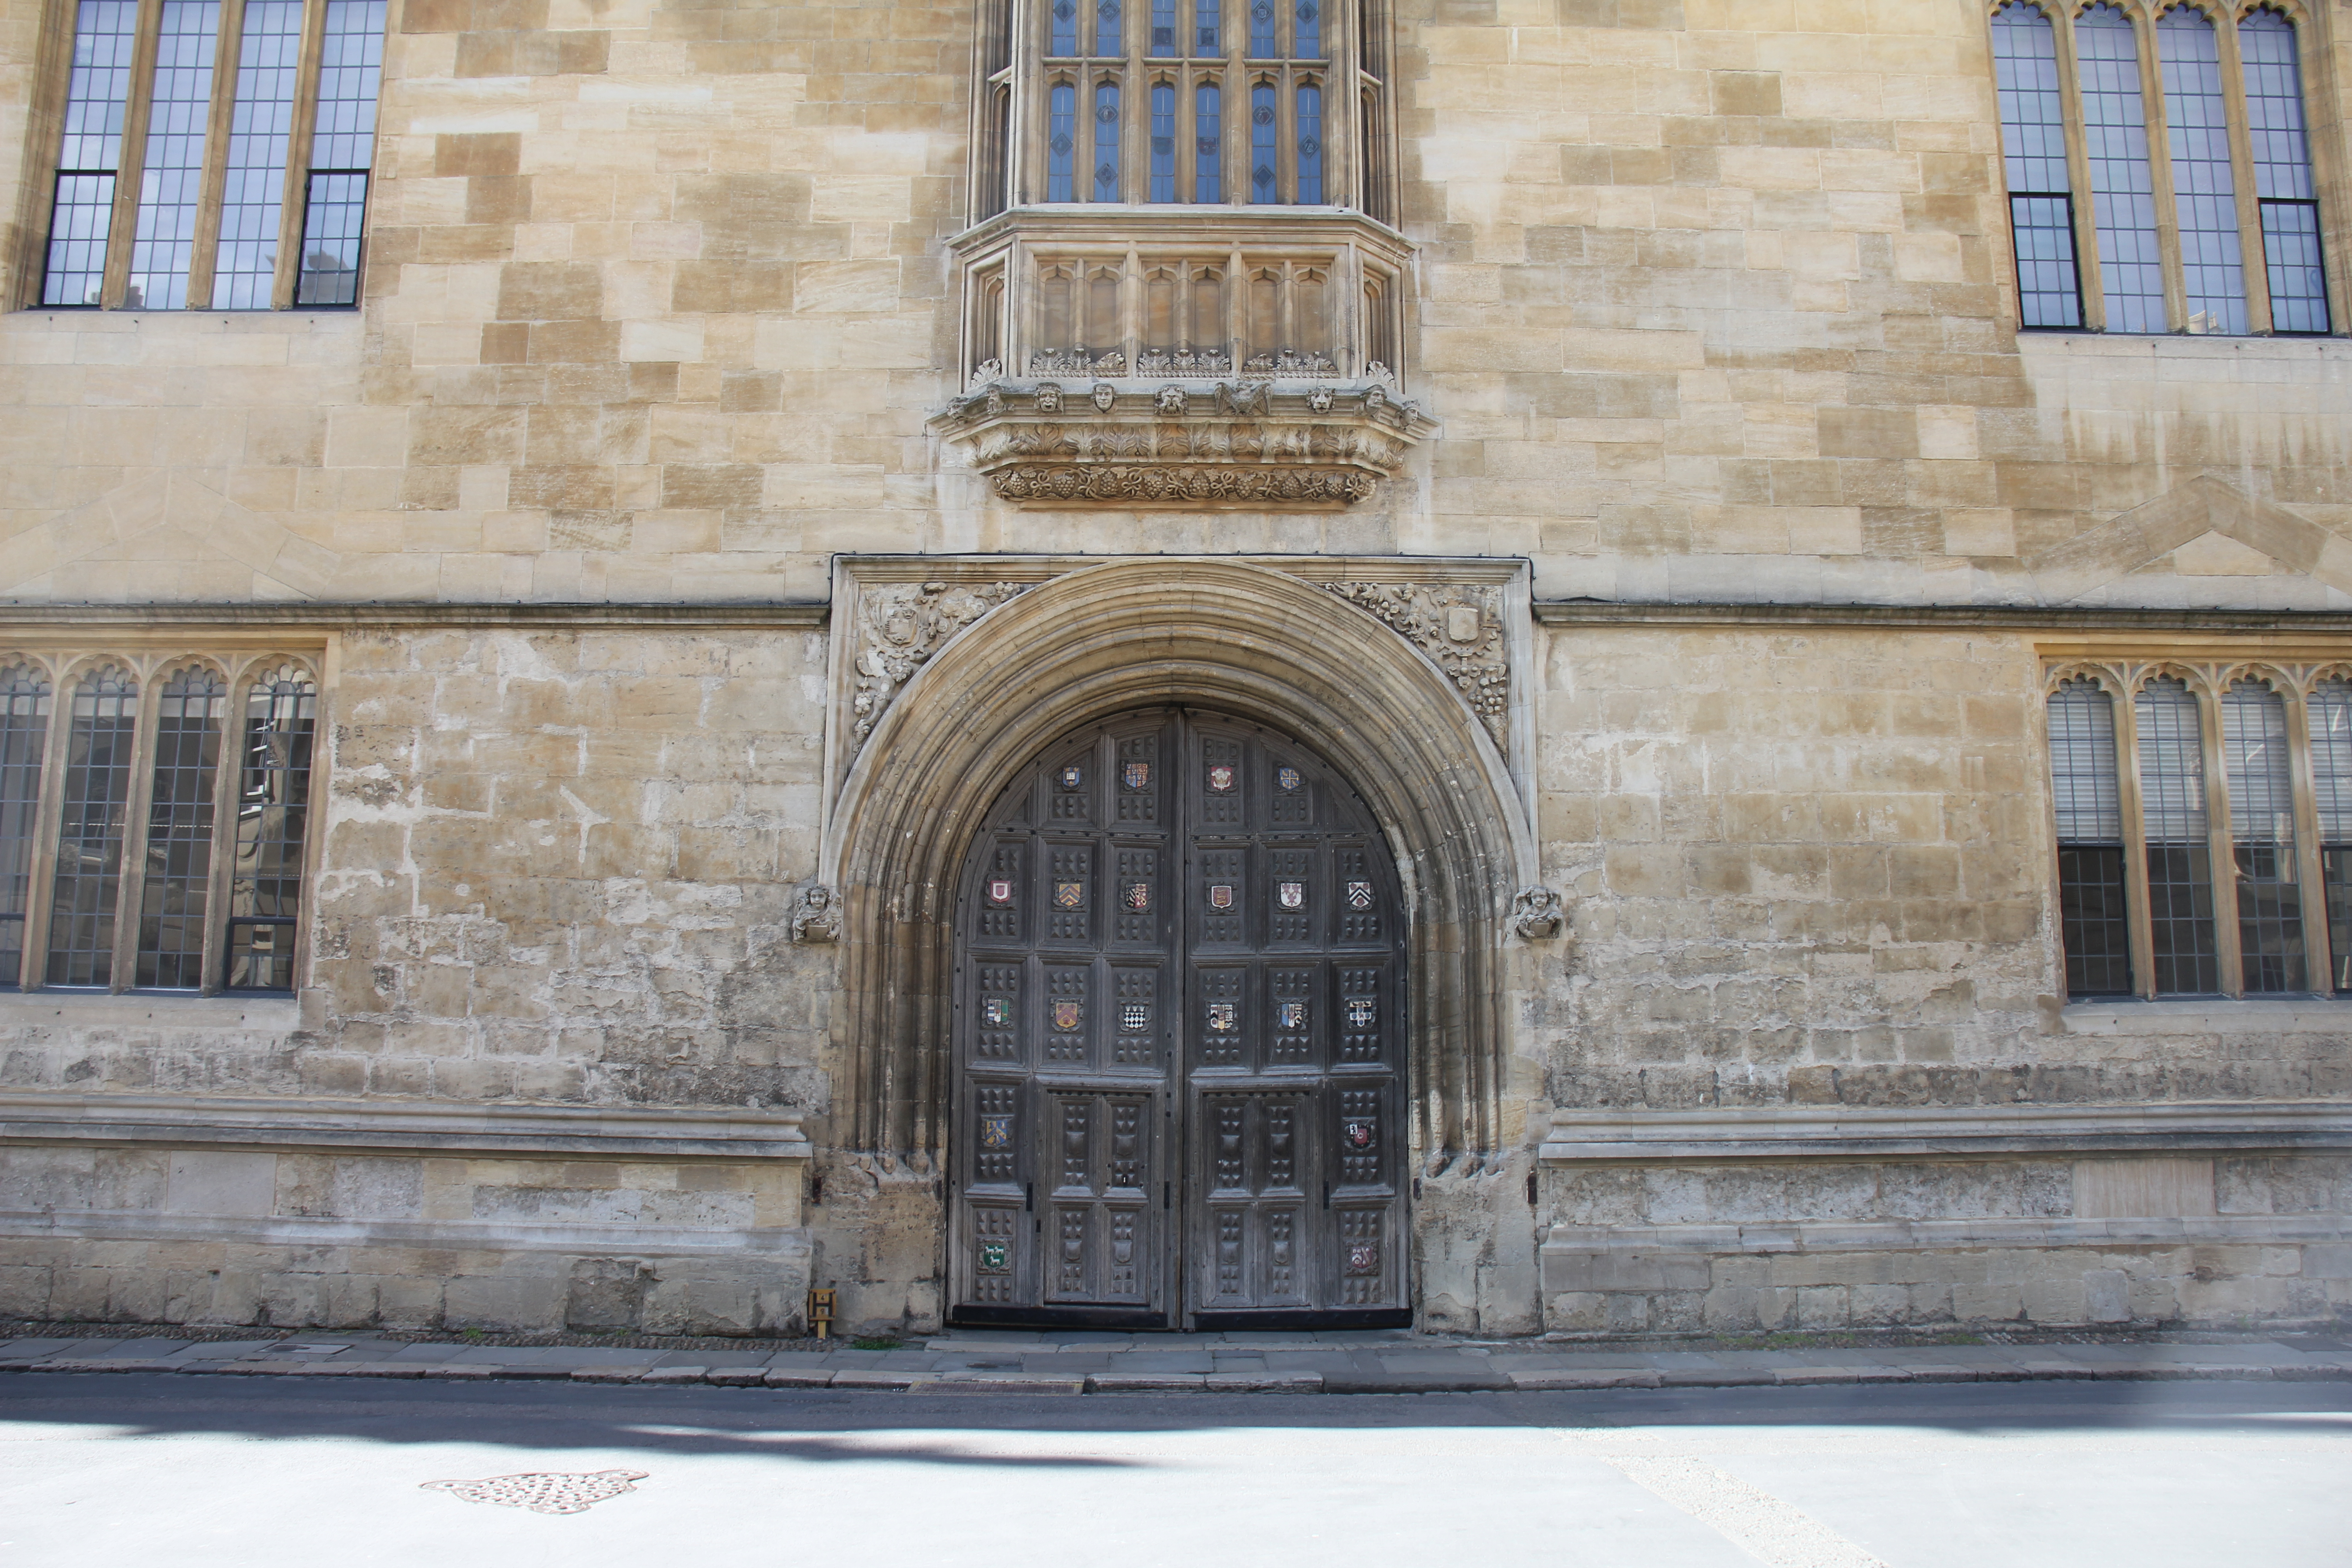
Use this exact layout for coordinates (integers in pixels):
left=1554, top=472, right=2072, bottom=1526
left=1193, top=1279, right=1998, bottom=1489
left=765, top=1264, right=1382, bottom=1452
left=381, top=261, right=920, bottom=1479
left=851, top=580, right=1029, bottom=753
left=932, top=380, right=1436, bottom=508
left=1320, top=581, right=1509, bottom=743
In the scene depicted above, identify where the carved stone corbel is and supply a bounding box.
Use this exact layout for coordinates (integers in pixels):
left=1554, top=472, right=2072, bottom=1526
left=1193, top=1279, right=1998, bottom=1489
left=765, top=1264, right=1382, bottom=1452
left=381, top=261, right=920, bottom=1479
left=1511, top=887, right=1565, bottom=941
left=790, top=883, right=842, bottom=944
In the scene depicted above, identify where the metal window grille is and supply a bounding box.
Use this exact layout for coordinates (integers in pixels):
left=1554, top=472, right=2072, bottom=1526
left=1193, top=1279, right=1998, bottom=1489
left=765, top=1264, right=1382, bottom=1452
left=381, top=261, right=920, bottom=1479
left=2135, top=677, right=2220, bottom=995
left=0, top=666, right=51, bottom=989
left=135, top=667, right=227, bottom=990
left=45, top=666, right=139, bottom=989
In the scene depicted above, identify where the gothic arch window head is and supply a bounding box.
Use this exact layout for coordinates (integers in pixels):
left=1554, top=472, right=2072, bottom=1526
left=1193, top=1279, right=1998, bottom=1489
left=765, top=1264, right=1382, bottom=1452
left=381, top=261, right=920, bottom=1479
left=971, top=0, right=1395, bottom=220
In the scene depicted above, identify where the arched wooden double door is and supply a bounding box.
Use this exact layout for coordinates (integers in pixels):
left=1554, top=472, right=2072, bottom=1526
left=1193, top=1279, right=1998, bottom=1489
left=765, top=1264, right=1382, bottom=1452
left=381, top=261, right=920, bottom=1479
left=949, top=709, right=1410, bottom=1329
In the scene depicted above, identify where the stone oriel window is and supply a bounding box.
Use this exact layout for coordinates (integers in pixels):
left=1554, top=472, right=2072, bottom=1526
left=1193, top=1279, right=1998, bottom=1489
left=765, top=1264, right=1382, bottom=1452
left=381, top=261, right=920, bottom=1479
left=2044, top=662, right=2352, bottom=1002
left=34, top=0, right=385, bottom=310
left=1989, top=2, right=2336, bottom=336
left=971, top=0, right=1395, bottom=222
left=0, top=654, right=318, bottom=994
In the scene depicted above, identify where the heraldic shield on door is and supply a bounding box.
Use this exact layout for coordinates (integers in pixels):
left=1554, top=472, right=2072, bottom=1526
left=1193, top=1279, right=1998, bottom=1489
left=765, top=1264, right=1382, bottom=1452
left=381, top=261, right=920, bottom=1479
left=950, top=709, right=1410, bottom=1328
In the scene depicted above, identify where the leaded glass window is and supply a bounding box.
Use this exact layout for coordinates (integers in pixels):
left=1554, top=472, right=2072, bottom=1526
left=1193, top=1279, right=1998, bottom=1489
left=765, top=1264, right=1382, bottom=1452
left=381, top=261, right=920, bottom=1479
left=1991, top=3, right=2081, bottom=328
left=2310, top=678, right=2352, bottom=994
left=38, top=0, right=387, bottom=312
left=2222, top=678, right=2304, bottom=993
left=0, top=667, right=50, bottom=990
left=2240, top=8, right=2328, bottom=334
left=4, top=654, right=318, bottom=995
left=226, top=666, right=315, bottom=992
left=136, top=666, right=227, bottom=990
left=47, top=665, right=138, bottom=989
left=2136, top=677, right=2220, bottom=995
left=1004, top=0, right=1386, bottom=212
left=2049, top=678, right=2131, bottom=997
left=1987, top=2, right=2334, bottom=338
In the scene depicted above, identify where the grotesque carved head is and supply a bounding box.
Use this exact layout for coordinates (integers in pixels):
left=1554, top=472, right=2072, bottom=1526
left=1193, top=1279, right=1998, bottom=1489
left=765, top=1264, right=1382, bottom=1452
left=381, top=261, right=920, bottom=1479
left=1035, top=382, right=1063, bottom=413
left=1092, top=382, right=1117, bottom=413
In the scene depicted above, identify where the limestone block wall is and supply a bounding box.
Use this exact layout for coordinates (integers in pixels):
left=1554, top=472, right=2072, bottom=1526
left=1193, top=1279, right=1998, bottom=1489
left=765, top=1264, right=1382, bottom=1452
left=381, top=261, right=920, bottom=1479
left=0, top=3, right=2341, bottom=605
left=0, top=1141, right=810, bottom=1332
left=1538, top=1154, right=2352, bottom=1334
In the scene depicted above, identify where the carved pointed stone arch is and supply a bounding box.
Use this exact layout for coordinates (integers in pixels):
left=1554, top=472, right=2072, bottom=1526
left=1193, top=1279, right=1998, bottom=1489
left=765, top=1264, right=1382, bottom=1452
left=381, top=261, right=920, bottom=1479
left=823, top=558, right=1537, bottom=1171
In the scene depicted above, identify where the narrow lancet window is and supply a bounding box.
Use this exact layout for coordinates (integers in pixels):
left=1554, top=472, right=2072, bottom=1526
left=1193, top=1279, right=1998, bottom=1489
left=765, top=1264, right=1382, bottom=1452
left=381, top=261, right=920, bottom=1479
left=1250, top=81, right=1278, bottom=201
left=2223, top=679, right=2305, bottom=993
left=47, top=666, right=138, bottom=988
left=212, top=0, right=304, bottom=309
left=293, top=0, right=386, bottom=307
left=0, top=666, right=50, bottom=989
left=227, top=666, right=314, bottom=992
left=2050, top=679, right=2131, bottom=997
left=125, top=0, right=220, bottom=310
left=1151, top=82, right=1177, bottom=200
left=2136, top=677, right=2220, bottom=995
left=2158, top=8, right=2246, bottom=334
left=1093, top=81, right=1122, bottom=200
left=2309, top=678, right=2352, bottom=994
left=136, top=667, right=227, bottom=990
left=42, top=0, right=137, bottom=306
left=2076, top=5, right=2162, bottom=332
left=1991, top=3, right=2081, bottom=328
left=1195, top=82, right=1222, bottom=201
left=2239, top=9, right=2328, bottom=333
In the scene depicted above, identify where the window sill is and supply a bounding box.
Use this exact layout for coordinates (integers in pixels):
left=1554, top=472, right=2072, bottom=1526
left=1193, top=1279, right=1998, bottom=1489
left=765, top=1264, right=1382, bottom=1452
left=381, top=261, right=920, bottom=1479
left=2015, top=332, right=2345, bottom=361
left=2059, top=996, right=2352, bottom=1034
left=0, top=990, right=299, bottom=1028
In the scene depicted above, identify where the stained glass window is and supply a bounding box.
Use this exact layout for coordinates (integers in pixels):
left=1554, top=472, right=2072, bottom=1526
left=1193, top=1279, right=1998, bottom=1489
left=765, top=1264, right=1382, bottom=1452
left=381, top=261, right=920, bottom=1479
left=1093, top=80, right=1122, bottom=201
left=1151, top=82, right=1178, bottom=201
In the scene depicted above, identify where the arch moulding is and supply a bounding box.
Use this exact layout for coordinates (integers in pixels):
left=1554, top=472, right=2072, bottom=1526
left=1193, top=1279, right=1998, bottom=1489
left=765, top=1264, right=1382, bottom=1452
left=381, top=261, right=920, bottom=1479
left=820, top=556, right=1540, bottom=1174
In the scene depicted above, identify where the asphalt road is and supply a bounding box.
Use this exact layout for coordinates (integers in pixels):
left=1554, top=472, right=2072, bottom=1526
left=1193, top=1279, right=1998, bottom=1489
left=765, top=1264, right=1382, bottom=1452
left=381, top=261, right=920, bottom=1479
left=3, top=1374, right=2347, bottom=1567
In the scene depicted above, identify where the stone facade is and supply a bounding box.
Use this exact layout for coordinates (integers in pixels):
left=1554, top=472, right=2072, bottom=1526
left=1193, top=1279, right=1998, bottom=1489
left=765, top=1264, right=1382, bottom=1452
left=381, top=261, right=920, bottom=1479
left=0, top=0, right=2348, bottom=1336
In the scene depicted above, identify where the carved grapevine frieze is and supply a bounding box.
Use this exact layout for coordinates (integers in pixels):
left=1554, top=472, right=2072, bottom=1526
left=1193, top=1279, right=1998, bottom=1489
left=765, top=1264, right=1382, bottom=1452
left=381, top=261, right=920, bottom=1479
left=851, top=580, right=1031, bottom=754
left=992, top=465, right=1377, bottom=504
left=1320, top=581, right=1509, bottom=745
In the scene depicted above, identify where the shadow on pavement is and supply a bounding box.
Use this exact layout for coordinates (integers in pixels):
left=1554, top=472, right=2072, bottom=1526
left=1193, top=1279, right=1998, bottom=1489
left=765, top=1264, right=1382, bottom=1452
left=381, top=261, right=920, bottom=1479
left=2, top=1372, right=2350, bottom=1469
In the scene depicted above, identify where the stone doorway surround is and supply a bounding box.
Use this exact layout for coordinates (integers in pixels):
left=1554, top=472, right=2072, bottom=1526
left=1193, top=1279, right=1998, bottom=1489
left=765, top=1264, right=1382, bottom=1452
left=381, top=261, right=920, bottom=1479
left=813, top=556, right=1550, bottom=1331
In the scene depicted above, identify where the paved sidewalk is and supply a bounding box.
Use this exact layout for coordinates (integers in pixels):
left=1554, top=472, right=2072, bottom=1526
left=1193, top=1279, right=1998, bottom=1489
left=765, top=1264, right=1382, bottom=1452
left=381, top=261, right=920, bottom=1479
left=6, top=1327, right=2352, bottom=1393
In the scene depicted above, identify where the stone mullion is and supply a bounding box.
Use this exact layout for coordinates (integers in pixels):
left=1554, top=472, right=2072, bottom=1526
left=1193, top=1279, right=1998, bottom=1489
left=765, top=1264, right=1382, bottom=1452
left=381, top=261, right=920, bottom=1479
left=196, top=655, right=250, bottom=995
left=183, top=0, right=244, bottom=309
left=289, top=642, right=333, bottom=1003
left=109, top=657, right=162, bottom=993
left=2213, top=11, right=2274, bottom=334
left=102, top=0, right=167, bottom=311
left=2283, top=666, right=2333, bottom=996
left=1327, top=0, right=1354, bottom=209
left=14, top=655, right=74, bottom=990
left=2050, top=3, right=2105, bottom=331
left=2112, top=667, right=2157, bottom=1000
left=1120, top=244, right=1142, bottom=368
left=2135, top=0, right=2188, bottom=333
left=2196, top=670, right=2245, bottom=997
left=271, top=0, right=328, bottom=309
